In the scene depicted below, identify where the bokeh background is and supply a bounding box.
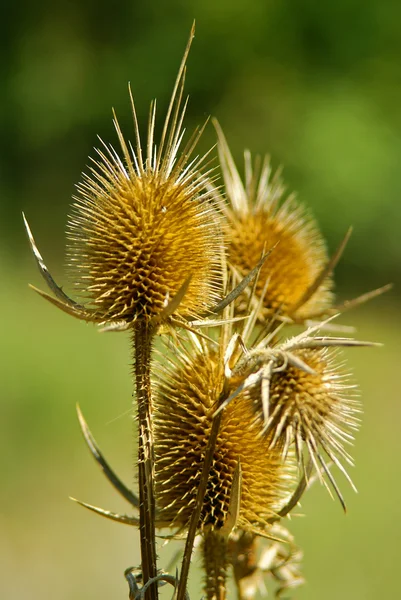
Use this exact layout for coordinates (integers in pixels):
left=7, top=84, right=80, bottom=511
left=1, top=1, right=400, bottom=599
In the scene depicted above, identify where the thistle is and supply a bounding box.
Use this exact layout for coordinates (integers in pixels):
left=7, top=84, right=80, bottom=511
left=154, top=339, right=296, bottom=533
left=152, top=324, right=296, bottom=599
left=26, top=30, right=223, bottom=329
left=23, top=24, right=386, bottom=600
left=215, top=121, right=333, bottom=323
left=229, top=321, right=365, bottom=510
left=24, top=25, right=225, bottom=600
left=259, top=346, right=360, bottom=503
left=150, top=306, right=372, bottom=598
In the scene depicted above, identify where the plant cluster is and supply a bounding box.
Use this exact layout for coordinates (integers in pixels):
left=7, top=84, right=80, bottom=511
left=25, top=25, right=387, bottom=600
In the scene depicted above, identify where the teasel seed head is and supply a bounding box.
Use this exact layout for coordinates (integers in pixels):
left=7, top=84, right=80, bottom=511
left=243, top=343, right=361, bottom=506
left=66, top=59, right=224, bottom=326
left=25, top=27, right=225, bottom=330
left=153, top=335, right=296, bottom=535
left=215, top=122, right=333, bottom=322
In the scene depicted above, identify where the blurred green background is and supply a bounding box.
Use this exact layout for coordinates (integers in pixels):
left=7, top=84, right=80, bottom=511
left=1, top=1, right=400, bottom=599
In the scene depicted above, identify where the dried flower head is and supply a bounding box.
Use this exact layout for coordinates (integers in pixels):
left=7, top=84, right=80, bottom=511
left=215, top=122, right=333, bottom=323
left=67, top=70, right=224, bottom=327
left=24, top=28, right=224, bottom=330
left=153, top=334, right=296, bottom=535
left=265, top=347, right=358, bottom=456
left=228, top=319, right=367, bottom=509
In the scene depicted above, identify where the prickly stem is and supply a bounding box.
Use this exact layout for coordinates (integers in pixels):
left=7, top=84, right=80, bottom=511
left=134, top=322, right=158, bottom=600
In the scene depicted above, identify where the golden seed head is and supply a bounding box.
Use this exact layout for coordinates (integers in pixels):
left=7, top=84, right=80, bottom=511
left=216, top=123, right=333, bottom=321
left=253, top=347, right=360, bottom=481
left=228, top=204, right=331, bottom=319
left=154, top=340, right=295, bottom=533
left=68, top=162, right=222, bottom=324
left=66, top=50, right=224, bottom=326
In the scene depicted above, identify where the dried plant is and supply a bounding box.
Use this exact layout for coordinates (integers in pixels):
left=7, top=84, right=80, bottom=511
left=215, top=121, right=333, bottom=323
left=24, top=23, right=388, bottom=600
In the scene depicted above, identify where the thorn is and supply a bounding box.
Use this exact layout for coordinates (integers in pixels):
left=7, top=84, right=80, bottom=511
left=98, top=320, right=130, bottom=333
left=220, top=459, right=242, bottom=537
left=211, top=245, right=278, bottom=316
left=28, top=284, right=91, bottom=321
left=70, top=497, right=139, bottom=526
left=22, top=212, right=85, bottom=312
left=76, top=404, right=139, bottom=508
left=277, top=460, right=313, bottom=519
left=329, top=283, right=393, bottom=315
left=289, top=227, right=353, bottom=315
left=151, top=275, right=192, bottom=326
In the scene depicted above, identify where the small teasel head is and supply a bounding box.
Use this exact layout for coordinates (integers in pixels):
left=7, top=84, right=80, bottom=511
left=67, top=35, right=224, bottom=327
left=268, top=348, right=360, bottom=503
left=215, top=121, right=333, bottom=323
left=25, top=26, right=224, bottom=329
left=231, top=320, right=367, bottom=509
left=153, top=331, right=297, bottom=535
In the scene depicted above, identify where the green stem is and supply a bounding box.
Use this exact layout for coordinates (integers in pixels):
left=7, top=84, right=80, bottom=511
left=134, top=322, right=158, bottom=600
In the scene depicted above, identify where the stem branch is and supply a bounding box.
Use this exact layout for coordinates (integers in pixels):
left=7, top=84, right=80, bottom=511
left=134, top=322, right=158, bottom=600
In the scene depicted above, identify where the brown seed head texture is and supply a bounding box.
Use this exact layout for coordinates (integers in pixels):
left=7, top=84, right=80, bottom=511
left=154, top=339, right=295, bottom=534
left=66, top=71, right=223, bottom=327
left=68, top=156, right=221, bottom=324
left=253, top=347, right=360, bottom=482
left=216, top=123, right=333, bottom=321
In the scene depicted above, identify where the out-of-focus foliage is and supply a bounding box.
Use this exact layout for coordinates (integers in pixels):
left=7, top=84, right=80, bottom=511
left=1, top=0, right=400, bottom=289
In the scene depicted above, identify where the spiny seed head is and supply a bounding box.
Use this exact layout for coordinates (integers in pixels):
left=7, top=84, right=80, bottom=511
left=66, top=43, right=224, bottom=326
left=216, top=123, right=333, bottom=321
left=153, top=339, right=295, bottom=534
left=250, top=347, right=360, bottom=490
left=67, top=151, right=222, bottom=324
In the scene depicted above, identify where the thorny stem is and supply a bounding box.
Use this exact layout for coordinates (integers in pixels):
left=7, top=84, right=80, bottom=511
left=202, top=530, right=228, bottom=600
left=229, top=532, right=259, bottom=600
left=134, top=322, right=158, bottom=600
left=176, top=410, right=223, bottom=600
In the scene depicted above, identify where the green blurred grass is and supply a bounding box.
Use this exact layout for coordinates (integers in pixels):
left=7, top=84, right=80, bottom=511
left=2, top=3, right=401, bottom=597
left=1, top=257, right=400, bottom=599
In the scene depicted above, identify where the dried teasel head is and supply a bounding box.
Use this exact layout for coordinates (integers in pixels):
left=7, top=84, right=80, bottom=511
left=153, top=333, right=297, bottom=536
left=215, top=121, right=333, bottom=323
left=24, top=26, right=224, bottom=329
left=227, top=319, right=371, bottom=510
left=265, top=348, right=360, bottom=506
left=152, top=315, right=304, bottom=600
